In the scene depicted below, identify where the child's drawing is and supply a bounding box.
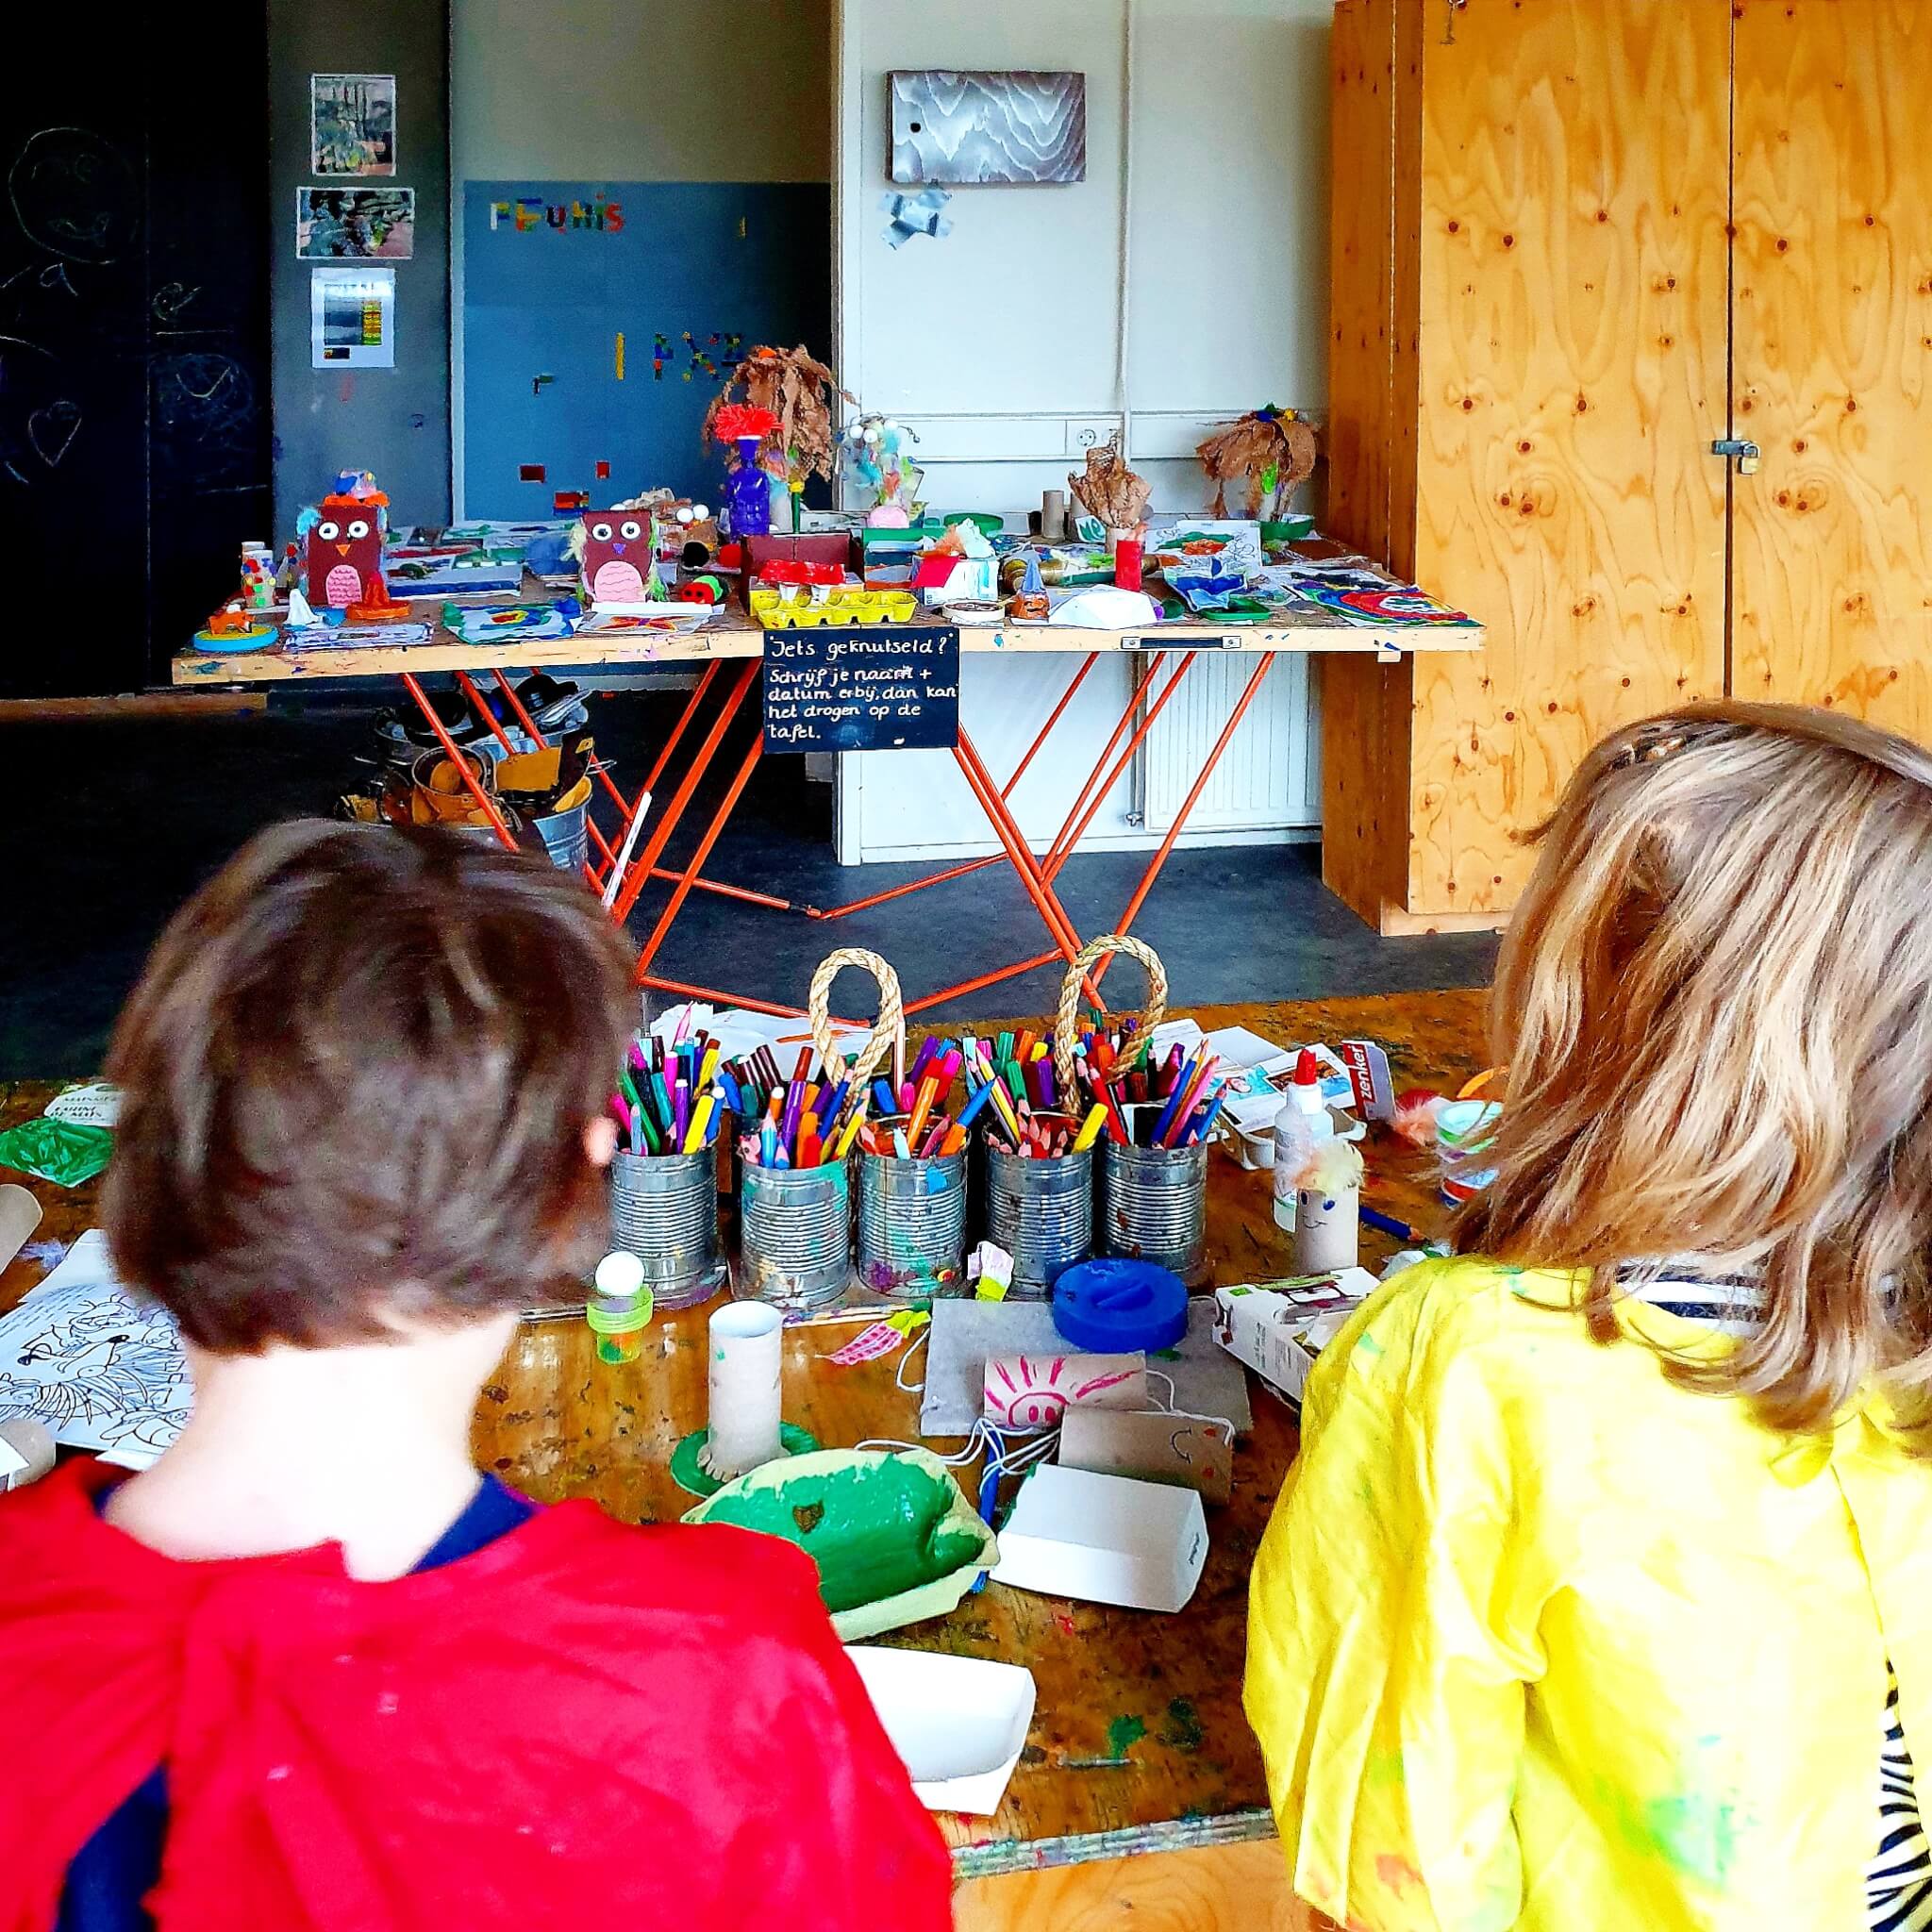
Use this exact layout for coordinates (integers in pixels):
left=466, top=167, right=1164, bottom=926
left=0, top=1231, right=191, bottom=1462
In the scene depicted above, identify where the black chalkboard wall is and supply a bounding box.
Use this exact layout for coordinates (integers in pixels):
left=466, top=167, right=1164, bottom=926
left=0, top=6, right=272, bottom=697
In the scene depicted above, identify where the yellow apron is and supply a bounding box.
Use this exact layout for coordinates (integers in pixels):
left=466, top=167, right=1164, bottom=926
left=1244, top=1257, right=1932, bottom=1930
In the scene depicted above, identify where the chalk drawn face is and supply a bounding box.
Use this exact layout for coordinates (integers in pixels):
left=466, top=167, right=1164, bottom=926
left=306, top=508, right=381, bottom=608
left=581, top=508, right=649, bottom=605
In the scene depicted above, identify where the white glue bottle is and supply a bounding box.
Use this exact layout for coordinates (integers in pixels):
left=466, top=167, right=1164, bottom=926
left=1273, top=1047, right=1336, bottom=1233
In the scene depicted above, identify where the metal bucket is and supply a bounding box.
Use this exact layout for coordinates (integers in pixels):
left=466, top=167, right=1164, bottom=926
left=531, top=796, right=590, bottom=872
left=858, top=1123, right=968, bottom=1298
left=737, top=1158, right=853, bottom=1310
left=1100, top=1137, right=1210, bottom=1287
left=984, top=1115, right=1093, bottom=1295
left=608, top=1148, right=726, bottom=1310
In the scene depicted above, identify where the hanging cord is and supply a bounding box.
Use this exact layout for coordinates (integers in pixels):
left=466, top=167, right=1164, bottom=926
left=1146, top=1366, right=1237, bottom=1437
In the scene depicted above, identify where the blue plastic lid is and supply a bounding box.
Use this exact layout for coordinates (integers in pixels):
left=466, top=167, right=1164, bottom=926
left=1051, top=1257, right=1189, bottom=1355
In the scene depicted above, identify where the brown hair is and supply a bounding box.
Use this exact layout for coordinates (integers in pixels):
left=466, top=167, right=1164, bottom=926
left=1456, top=701, right=1932, bottom=1438
left=103, top=821, right=633, bottom=1352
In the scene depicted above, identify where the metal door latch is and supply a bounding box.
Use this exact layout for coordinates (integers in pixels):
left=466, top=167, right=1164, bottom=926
left=1711, top=438, right=1760, bottom=475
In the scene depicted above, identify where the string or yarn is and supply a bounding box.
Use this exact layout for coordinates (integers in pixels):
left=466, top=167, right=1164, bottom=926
left=1053, top=933, right=1168, bottom=1098
left=808, top=948, right=904, bottom=1089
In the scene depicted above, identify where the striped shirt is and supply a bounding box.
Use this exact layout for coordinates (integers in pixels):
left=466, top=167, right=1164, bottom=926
left=1620, top=1265, right=1932, bottom=1929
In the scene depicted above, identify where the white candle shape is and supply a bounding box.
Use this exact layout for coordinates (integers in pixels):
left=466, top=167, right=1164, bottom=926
left=1294, top=1177, right=1361, bottom=1274
left=701, top=1302, right=785, bottom=1479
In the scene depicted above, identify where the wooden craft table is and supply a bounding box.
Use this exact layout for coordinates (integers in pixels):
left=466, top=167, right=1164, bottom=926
left=0, top=988, right=1487, bottom=1931
left=171, top=589, right=1482, bottom=1022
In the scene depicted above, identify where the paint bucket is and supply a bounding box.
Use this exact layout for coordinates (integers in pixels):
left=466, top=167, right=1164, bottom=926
left=737, top=1158, right=854, bottom=1310
left=608, top=1148, right=726, bottom=1311
left=984, top=1116, right=1093, bottom=1295
left=1100, top=1134, right=1210, bottom=1288
left=531, top=795, right=590, bottom=872
left=858, top=1123, right=968, bottom=1299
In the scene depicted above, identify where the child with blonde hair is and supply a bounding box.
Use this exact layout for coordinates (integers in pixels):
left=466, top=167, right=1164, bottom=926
left=1247, top=703, right=1932, bottom=1931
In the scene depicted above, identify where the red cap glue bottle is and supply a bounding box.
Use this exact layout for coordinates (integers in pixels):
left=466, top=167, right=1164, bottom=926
left=1272, top=1048, right=1335, bottom=1234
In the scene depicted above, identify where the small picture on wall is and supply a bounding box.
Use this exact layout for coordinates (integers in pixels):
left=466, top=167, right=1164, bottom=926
left=890, top=70, right=1087, bottom=185
left=310, top=265, right=395, bottom=368
left=296, top=187, right=415, bottom=260
left=310, top=73, right=397, bottom=176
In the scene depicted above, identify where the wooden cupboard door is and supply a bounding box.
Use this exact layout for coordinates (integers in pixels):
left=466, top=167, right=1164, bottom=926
left=1401, top=0, right=1732, bottom=917
left=1730, top=0, right=1932, bottom=734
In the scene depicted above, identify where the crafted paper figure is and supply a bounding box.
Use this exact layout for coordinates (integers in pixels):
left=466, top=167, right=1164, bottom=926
left=578, top=508, right=655, bottom=605
left=305, top=499, right=383, bottom=609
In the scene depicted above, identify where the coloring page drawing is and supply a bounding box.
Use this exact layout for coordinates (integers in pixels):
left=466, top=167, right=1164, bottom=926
left=0, top=1230, right=191, bottom=1462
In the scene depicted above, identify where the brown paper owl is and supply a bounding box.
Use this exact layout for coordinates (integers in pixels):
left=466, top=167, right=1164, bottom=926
left=580, top=508, right=654, bottom=606
left=306, top=500, right=384, bottom=608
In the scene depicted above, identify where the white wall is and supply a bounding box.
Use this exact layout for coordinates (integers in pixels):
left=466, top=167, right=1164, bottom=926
left=837, top=0, right=1331, bottom=515
left=835, top=0, right=1333, bottom=865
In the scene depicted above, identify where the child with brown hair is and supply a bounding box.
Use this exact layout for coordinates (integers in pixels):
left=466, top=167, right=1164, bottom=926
left=0, top=822, right=951, bottom=1932
left=1247, top=703, right=1932, bottom=1932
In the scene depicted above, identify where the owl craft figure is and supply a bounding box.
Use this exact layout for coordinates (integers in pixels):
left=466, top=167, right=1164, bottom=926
left=300, top=475, right=389, bottom=609
left=579, top=508, right=657, bottom=608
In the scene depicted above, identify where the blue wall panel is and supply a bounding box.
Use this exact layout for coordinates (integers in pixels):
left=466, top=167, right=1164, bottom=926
left=461, top=181, right=830, bottom=519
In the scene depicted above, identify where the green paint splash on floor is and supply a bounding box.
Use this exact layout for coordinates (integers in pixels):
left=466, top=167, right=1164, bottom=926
left=1106, top=1713, right=1146, bottom=1758
left=1161, top=1697, right=1206, bottom=1752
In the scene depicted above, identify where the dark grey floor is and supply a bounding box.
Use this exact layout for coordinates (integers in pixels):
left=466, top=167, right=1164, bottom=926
left=0, top=688, right=1496, bottom=1076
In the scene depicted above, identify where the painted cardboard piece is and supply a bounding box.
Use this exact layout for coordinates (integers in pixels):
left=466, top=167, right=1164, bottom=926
left=579, top=508, right=656, bottom=607
left=306, top=501, right=383, bottom=608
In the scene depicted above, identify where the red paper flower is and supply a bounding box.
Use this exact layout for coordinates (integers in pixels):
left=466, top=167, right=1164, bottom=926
left=712, top=403, right=779, bottom=444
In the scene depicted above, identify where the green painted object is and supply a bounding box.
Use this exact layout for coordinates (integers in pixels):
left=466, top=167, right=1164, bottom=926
left=0, top=1117, right=112, bottom=1188
left=683, top=1447, right=998, bottom=1640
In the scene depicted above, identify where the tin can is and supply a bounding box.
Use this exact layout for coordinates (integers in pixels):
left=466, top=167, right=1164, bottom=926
left=608, top=1148, right=727, bottom=1310
left=858, top=1123, right=968, bottom=1298
left=738, top=1158, right=853, bottom=1310
left=984, top=1115, right=1093, bottom=1295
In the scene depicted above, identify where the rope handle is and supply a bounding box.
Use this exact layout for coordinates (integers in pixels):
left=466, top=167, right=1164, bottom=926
left=808, top=948, right=904, bottom=1091
left=1053, top=933, right=1168, bottom=1097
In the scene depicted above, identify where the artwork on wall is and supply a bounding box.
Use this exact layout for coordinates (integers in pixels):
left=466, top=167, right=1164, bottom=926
left=890, top=70, right=1086, bottom=185
left=309, top=266, right=395, bottom=368
left=295, top=188, right=415, bottom=259
left=309, top=73, right=397, bottom=176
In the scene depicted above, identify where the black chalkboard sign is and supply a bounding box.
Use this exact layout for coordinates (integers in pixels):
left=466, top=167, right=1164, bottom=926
left=762, top=625, right=961, bottom=752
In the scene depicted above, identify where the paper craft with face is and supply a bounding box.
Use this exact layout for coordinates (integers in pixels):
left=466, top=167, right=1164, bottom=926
left=306, top=504, right=383, bottom=608
left=580, top=508, right=653, bottom=607
left=981, top=1352, right=1149, bottom=1431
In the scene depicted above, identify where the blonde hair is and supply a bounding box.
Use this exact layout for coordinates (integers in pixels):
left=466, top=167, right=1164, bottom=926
left=1456, top=701, right=1932, bottom=1438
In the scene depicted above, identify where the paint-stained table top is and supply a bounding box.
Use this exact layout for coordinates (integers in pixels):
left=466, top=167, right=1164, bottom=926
left=0, top=988, right=1488, bottom=1881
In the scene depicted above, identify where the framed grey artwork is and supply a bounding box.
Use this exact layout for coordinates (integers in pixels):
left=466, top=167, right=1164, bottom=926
left=889, top=70, right=1087, bottom=185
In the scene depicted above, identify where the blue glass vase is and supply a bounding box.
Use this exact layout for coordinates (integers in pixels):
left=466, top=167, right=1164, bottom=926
left=724, top=436, right=772, bottom=539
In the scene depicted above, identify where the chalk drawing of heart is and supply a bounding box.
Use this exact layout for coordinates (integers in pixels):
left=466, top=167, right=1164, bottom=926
left=28, top=400, right=81, bottom=467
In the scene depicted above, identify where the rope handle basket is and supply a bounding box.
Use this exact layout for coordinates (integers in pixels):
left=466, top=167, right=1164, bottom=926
left=808, top=947, right=904, bottom=1092
left=1053, top=934, right=1168, bottom=1099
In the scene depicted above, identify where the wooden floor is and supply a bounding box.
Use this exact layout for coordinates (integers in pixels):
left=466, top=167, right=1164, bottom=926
left=0, top=986, right=1490, bottom=1932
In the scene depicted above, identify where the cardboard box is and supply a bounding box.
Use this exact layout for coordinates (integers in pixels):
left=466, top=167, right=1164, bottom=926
left=991, top=1463, right=1208, bottom=1613
left=1212, top=1271, right=1377, bottom=1407
left=845, top=1646, right=1036, bottom=1816
left=1057, top=1406, right=1235, bottom=1505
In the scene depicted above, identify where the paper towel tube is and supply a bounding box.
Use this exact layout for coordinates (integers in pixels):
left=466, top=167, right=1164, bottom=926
left=1041, top=490, right=1067, bottom=541
left=982, top=1352, right=1148, bottom=1431
left=1294, top=1180, right=1360, bottom=1274
left=0, top=1417, right=56, bottom=1491
left=700, top=1302, right=785, bottom=1479
left=0, top=1184, right=42, bottom=1274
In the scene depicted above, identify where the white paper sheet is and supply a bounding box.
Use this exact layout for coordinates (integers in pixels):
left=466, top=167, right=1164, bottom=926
left=0, top=1230, right=191, bottom=1465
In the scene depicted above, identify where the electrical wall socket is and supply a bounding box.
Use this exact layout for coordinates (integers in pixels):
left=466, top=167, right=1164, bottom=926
left=1065, top=417, right=1123, bottom=454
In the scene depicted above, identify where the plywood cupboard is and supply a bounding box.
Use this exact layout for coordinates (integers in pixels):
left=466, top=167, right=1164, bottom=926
left=1322, top=0, right=1932, bottom=933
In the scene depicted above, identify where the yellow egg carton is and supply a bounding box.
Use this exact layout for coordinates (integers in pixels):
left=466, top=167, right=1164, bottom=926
left=749, top=583, right=919, bottom=629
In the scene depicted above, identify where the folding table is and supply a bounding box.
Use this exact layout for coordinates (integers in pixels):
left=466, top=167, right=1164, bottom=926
left=175, top=598, right=1481, bottom=1017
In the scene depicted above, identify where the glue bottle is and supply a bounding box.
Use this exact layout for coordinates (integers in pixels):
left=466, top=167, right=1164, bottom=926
left=1272, top=1048, right=1335, bottom=1234
left=585, top=1250, right=653, bottom=1365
